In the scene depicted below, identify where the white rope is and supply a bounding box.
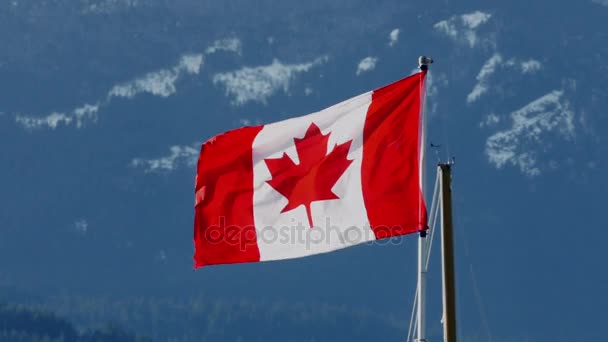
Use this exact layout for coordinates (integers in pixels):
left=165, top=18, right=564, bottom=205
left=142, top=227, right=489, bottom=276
left=425, top=171, right=441, bottom=271
left=406, top=170, right=440, bottom=342
left=406, top=288, right=418, bottom=342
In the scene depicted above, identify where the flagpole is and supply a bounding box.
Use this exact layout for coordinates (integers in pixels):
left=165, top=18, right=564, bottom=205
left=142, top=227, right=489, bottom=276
left=415, top=56, right=433, bottom=342
left=416, top=231, right=428, bottom=342
left=439, top=162, right=457, bottom=342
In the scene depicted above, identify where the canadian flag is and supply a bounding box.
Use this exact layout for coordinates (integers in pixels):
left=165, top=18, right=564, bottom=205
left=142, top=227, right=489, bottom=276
left=194, top=71, right=427, bottom=267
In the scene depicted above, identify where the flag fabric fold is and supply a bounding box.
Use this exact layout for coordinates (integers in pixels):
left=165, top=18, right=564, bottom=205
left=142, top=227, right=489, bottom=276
left=194, top=71, right=427, bottom=268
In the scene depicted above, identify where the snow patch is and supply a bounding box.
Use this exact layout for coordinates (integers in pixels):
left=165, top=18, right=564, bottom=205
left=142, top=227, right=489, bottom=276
left=388, top=29, right=400, bottom=47
left=520, top=59, right=542, bottom=74
left=131, top=145, right=199, bottom=173
left=467, top=53, right=503, bottom=104
left=356, top=57, right=378, bottom=76
left=485, top=90, right=575, bottom=176
left=14, top=37, right=239, bottom=131
left=434, top=11, right=492, bottom=48
left=480, top=113, right=500, bottom=128
left=109, top=54, right=203, bottom=99
left=468, top=55, right=543, bottom=104
left=213, top=57, right=328, bottom=106
left=73, top=219, right=89, bottom=235
left=205, top=38, right=242, bottom=55
left=16, top=103, right=99, bottom=130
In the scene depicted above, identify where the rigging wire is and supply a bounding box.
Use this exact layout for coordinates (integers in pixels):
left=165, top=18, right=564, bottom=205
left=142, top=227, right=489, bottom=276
left=407, top=171, right=440, bottom=342
left=452, top=180, right=493, bottom=341
left=406, top=289, right=418, bottom=342
left=470, top=264, right=492, bottom=342
left=425, top=172, right=441, bottom=271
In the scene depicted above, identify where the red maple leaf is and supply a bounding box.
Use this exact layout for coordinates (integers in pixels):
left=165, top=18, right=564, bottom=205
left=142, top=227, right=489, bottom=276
left=264, top=123, right=353, bottom=228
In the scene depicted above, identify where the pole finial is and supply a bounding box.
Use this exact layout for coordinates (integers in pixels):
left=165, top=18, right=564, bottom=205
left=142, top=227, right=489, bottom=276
left=418, top=56, right=434, bottom=71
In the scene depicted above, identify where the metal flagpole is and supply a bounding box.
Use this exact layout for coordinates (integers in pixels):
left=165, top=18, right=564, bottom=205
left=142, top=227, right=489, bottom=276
left=415, top=56, right=433, bottom=342
left=416, top=232, right=428, bottom=342
left=439, top=162, right=457, bottom=342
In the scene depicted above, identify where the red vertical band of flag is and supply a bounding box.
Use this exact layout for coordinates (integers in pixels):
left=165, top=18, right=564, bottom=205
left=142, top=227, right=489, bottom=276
left=193, top=126, right=263, bottom=267
left=361, top=71, right=427, bottom=238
